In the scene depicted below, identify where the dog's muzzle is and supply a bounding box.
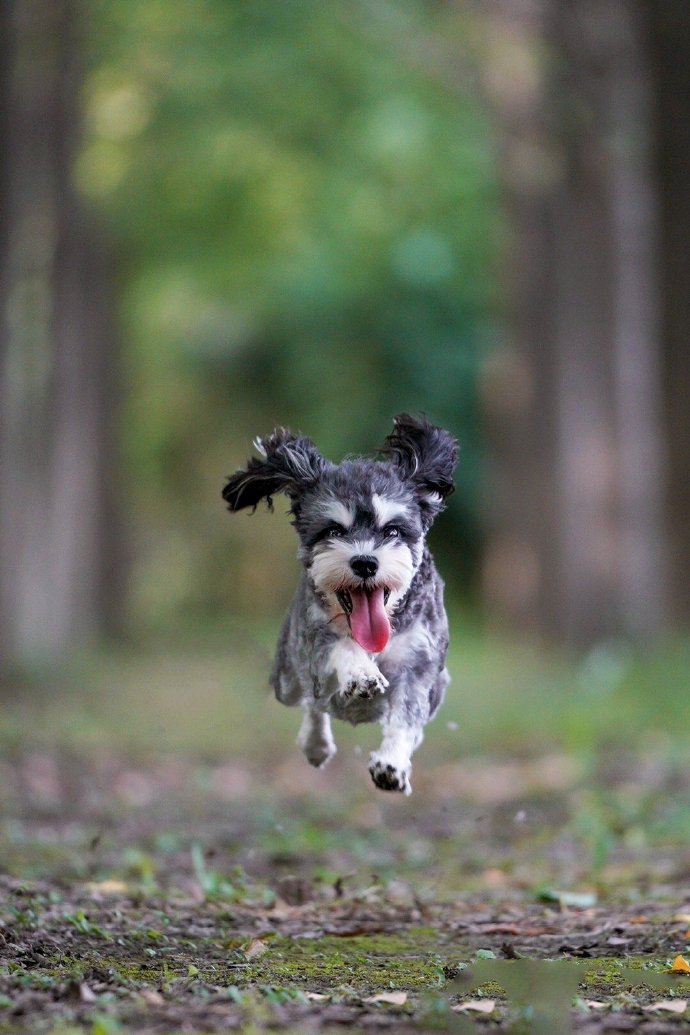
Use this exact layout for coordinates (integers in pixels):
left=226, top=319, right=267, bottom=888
left=337, top=558, right=392, bottom=654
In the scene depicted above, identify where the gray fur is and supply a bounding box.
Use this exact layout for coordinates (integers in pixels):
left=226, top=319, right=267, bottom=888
left=223, top=413, right=459, bottom=795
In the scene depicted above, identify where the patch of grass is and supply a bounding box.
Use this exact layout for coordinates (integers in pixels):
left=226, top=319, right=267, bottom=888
left=242, top=931, right=447, bottom=995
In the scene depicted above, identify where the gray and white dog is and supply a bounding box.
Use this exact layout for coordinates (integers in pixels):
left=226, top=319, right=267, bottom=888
left=222, top=413, right=459, bottom=795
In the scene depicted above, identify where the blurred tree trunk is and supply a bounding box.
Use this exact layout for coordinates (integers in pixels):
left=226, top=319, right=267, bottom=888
left=482, top=0, right=667, bottom=647
left=645, top=1, right=690, bottom=628
left=0, top=0, right=121, bottom=677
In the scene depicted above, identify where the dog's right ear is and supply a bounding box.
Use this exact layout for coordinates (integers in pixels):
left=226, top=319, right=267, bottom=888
left=223, top=428, right=326, bottom=513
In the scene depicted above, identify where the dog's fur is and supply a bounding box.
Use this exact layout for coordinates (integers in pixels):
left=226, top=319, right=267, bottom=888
left=223, top=413, right=459, bottom=795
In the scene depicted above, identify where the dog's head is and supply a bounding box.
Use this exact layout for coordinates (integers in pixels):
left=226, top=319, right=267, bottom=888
left=223, top=414, right=458, bottom=653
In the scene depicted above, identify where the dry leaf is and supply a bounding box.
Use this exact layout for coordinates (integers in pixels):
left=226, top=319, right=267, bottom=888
left=79, top=983, right=97, bottom=1003
left=584, top=1000, right=608, bottom=1010
left=364, top=991, right=408, bottom=1006
left=86, top=879, right=129, bottom=897
left=305, top=992, right=329, bottom=1001
left=244, top=938, right=268, bottom=959
left=669, top=954, right=690, bottom=974
left=644, top=1000, right=688, bottom=1013
left=674, top=913, right=690, bottom=923
left=453, top=999, right=497, bottom=1014
left=139, top=989, right=165, bottom=1006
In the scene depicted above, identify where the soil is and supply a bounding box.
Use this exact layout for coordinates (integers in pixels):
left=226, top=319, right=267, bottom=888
left=1, top=740, right=690, bottom=1033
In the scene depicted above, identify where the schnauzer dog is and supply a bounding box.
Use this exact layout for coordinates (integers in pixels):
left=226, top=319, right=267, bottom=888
left=222, top=413, right=458, bottom=795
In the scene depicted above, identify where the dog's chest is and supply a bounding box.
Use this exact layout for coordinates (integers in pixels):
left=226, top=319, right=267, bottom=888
left=323, top=690, right=388, bottom=726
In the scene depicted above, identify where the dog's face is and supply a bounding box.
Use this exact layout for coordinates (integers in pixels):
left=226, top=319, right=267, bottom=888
left=223, top=414, right=458, bottom=653
left=294, top=465, right=424, bottom=652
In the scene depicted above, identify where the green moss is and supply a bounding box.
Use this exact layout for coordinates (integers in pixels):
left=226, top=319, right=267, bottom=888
left=578, top=955, right=690, bottom=1006
left=241, top=930, right=448, bottom=995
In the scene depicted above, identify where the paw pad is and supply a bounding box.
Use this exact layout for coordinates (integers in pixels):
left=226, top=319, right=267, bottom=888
left=368, top=757, right=411, bottom=795
left=340, top=669, right=388, bottom=701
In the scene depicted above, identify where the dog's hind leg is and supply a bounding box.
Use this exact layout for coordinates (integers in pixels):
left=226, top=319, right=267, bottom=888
left=369, top=721, right=423, bottom=796
left=297, top=707, right=337, bottom=768
left=272, top=667, right=304, bottom=706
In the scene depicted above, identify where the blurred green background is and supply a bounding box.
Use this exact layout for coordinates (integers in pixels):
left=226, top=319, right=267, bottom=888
left=1, top=0, right=689, bottom=766
left=85, top=0, right=498, bottom=628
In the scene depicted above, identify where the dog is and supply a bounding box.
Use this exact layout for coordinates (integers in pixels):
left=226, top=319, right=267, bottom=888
left=222, top=413, right=459, bottom=795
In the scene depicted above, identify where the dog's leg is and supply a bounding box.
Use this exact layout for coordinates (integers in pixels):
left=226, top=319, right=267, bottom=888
left=369, top=721, right=423, bottom=796
left=323, top=638, right=389, bottom=702
left=297, top=707, right=337, bottom=768
left=273, top=668, right=304, bottom=706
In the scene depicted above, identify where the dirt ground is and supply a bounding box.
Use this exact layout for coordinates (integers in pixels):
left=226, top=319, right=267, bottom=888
left=2, top=736, right=690, bottom=1034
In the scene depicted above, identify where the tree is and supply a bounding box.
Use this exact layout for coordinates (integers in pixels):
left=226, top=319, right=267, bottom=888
left=645, top=0, right=690, bottom=629
left=0, top=0, right=120, bottom=677
left=483, top=0, right=669, bottom=646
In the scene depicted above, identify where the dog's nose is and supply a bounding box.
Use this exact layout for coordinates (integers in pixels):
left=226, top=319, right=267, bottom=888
left=350, top=555, right=378, bottom=580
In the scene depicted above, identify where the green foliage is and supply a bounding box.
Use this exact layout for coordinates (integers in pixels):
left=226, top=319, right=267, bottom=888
left=79, top=0, right=500, bottom=623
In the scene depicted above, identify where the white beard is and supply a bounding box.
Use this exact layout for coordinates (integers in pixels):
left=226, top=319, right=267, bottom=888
left=308, top=537, right=417, bottom=615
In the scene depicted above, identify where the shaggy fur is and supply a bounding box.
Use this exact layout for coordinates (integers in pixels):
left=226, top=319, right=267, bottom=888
left=223, top=413, right=459, bottom=795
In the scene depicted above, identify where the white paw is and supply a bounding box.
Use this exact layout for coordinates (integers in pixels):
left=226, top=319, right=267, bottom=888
left=368, top=752, right=412, bottom=795
left=297, top=711, right=337, bottom=769
left=338, top=665, right=388, bottom=702
left=297, top=730, right=337, bottom=769
left=304, top=741, right=337, bottom=769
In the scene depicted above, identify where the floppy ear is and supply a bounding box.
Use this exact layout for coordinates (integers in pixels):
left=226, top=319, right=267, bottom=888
left=382, top=413, right=459, bottom=514
left=223, top=428, right=326, bottom=513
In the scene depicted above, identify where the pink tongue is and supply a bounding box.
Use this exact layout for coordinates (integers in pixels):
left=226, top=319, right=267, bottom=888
left=349, top=586, right=391, bottom=653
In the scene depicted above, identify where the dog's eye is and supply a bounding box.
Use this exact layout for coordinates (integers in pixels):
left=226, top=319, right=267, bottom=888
left=383, top=525, right=402, bottom=540
left=324, top=524, right=345, bottom=539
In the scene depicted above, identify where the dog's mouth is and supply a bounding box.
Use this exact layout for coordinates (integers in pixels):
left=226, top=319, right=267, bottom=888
left=336, top=585, right=391, bottom=654
left=336, top=587, right=391, bottom=614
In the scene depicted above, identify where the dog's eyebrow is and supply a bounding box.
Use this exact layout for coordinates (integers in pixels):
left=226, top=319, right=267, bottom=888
left=372, top=494, right=409, bottom=528
left=317, top=498, right=355, bottom=529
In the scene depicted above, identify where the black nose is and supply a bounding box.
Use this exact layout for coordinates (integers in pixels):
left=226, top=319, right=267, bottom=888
left=350, top=555, right=378, bottom=580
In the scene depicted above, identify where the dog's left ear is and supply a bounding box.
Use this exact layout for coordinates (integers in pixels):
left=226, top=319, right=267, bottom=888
left=223, top=428, right=326, bottom=513
left=383, top=412, right=459, bottom=518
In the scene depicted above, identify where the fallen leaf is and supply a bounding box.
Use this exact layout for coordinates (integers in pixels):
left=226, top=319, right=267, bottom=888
left=453, top=999, right=496, bottom=1014
left=644, top=1000, right=688, bottom=1013
left=86, top=879, right=129, bottom=897
left=479, top=924, right=555, bottom=937
left=669, top=955, right=690, bottom=974
left=268, top=898, right=299, bottom=920
left=79, top=983, right=97, bottom=1003
left=674, top=913, right=690, bottom=923
left=139, top=989, right=165, bottom=1006
left=537, top=888, right=598, bottom=909
left=364, top=991, right=408, bottom=1006
left=305, top=992, right=329, bottom=1001
left=244, top=938, right=268, bottom=959
left=584, top=1000, right=608, bottom=1010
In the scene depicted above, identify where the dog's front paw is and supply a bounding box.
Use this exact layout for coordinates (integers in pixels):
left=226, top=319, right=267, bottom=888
left=368, top=753, right=412, bottom=795
left=339, top=667, right=388, bottom=702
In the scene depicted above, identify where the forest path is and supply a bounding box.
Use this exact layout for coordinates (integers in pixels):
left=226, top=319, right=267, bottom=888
left=2, top=742, right=689, bottom=1033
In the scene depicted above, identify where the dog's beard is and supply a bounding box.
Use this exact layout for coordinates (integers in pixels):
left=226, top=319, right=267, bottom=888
left=308, top=539, right=416, bottom=652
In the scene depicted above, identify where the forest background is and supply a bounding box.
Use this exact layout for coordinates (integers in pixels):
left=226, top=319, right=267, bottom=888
left=2, top=0, right=689, bottom=668
left=2, top=2, right=690, bottom=1030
